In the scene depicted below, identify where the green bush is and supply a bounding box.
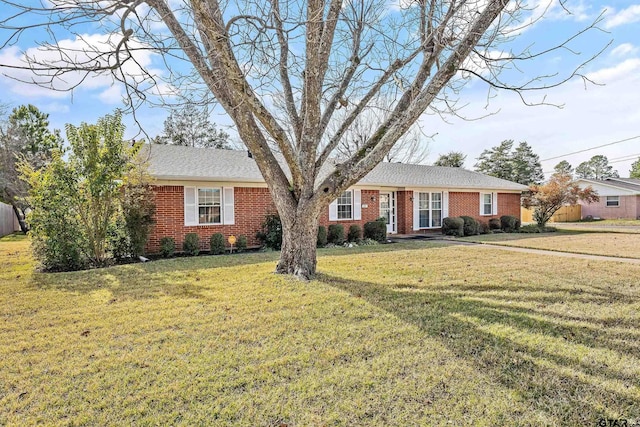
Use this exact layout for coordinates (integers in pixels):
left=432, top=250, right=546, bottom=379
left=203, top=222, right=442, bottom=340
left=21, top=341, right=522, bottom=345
left=488, top=218, right=501, bottom=230
left=479, top=221, right=491, bottom=234
left=500, top=215, right=521, bottom=233
left=210, top=233, right=225, bottom=255
left=364, top=218, right=387, bottom=242
left=159, top=237, right=176, bottom=258
left=236, top=235, right=248, bottom=252
left=328, top=224, right=345, bottom=244
left=317, top=226, right=327, bottom=247
left=121, top=184, right=155, bottom=257
left=459, top=215, right=479, bottom=236
left=347, top=224, right=362, bottom=242
left=519, top=224, right=558, bottom=233
left=183, top=233, right=200, bottom=256
left=442, top=217, right=464, bottom=237
left=256, top=213, right=282, bottom=250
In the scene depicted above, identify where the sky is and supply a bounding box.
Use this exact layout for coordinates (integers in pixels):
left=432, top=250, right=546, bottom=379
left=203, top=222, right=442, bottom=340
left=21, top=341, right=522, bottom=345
left=0, top=0, right=639, bottom=177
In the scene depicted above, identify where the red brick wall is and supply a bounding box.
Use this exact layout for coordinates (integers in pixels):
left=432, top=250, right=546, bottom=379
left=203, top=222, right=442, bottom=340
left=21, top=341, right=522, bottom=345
left=449, top=192, right=521, bottom=223
left=147, top=186, right=522, bottom=253
left=318, top=189, right=380, bottom=232
left=397, top=191, right=412, bottom=234
left=147, top=186, right=275, bottom=253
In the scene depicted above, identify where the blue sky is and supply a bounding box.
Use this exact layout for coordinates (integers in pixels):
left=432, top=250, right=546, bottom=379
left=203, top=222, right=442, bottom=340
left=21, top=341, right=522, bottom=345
left=0, top=0, right=639, bottom=176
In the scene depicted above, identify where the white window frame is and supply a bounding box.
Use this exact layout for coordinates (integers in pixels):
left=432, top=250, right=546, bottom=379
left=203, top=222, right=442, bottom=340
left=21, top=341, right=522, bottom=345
left=417, top=192, right=443, bottom=229
left=337, top=190, right=353, bottom=220
left=481, top=193, right=493, bottom=216
left=184, top=186, right=235, bottom=226
left=197, top=188, right=222, bottom=225
left=606, top=196, right=620, bottom=207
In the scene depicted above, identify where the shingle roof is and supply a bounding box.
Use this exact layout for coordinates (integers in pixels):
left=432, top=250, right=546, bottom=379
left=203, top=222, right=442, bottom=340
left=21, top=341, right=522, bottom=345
left=141, top=144, right=527, bottom=191
left=580, top=178, right=640, bottom=192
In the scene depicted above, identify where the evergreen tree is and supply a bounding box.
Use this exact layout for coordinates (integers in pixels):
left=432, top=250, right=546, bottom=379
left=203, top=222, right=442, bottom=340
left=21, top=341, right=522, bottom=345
left=434, top=151, right=467, bottom=168
left=511, top=142, right=544, bottom=185
left=553, top=160, right=573, bottom=177
left=629, top=158, right=640, bottom=179
left=575, top=155, right=619, bottom=180
left=156, top=102, right=231, bottom=148
left=0, top=104, right=63, bottom=232
left=474, top=140, right=543, bottom=185
left=475, top=140, right=514, bottom=180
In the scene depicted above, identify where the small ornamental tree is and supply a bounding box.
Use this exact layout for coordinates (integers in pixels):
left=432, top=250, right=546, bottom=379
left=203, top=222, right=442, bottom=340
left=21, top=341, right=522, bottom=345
left=21, top=111, right=143, bottom=270
left=522, top=173, right=599, bottom=228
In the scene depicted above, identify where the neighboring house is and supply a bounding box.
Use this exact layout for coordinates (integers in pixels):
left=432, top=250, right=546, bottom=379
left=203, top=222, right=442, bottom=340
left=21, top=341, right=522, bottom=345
left=576, top=178, right=640, bottom=220
left=143, top=145, right=527, bottom=252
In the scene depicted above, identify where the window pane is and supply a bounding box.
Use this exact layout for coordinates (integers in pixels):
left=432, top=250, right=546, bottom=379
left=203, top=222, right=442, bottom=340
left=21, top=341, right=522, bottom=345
left=419, top=210, right=429, bottom=228
left=483, top=193, right=492, bottom=204
left=483, top=203, right=492, bottom=215
left=431, top=210, right=442, bottom=227
left=431, top=192, right=441, bottom=209
left=336, top=190, right=352, bottom=219
left=419, top=193, right=429, bottom=210
left=199, top=206, right=221, bottom=224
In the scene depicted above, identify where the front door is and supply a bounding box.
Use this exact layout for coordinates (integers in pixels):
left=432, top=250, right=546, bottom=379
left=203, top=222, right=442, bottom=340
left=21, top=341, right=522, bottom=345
left=379, top=192, right=396, bottom=233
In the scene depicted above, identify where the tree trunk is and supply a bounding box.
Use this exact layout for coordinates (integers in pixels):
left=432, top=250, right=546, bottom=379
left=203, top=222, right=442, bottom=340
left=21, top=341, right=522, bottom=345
left=276, top=207, right=321, bottom=280
left=12, top=204, right=28, bottom=234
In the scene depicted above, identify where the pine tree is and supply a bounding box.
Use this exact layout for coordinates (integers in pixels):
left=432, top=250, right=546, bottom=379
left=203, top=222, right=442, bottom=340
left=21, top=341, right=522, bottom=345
left=433, top=151, right=467, bottom=168
left=575, top=155, right=619, bottom=180
left=157, top=102, right=231, bottom=149
left=629, top=158, right=640, bottom=179
left=474, top=140, right=543, bottom=185
left=553, top=160, right=573, bottom=177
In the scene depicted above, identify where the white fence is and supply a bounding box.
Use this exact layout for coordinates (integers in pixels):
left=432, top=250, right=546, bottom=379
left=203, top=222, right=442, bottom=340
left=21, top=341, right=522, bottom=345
left=0, top=202, right=19, bottom=237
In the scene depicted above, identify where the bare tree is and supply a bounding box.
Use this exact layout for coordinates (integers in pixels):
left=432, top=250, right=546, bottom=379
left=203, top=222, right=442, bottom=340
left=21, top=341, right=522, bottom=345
left=0, top=0, right=606, bottom=278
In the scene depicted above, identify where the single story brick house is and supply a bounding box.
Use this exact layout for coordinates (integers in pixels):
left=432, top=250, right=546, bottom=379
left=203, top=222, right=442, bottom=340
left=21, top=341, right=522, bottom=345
left=576, top=178, right=640, bottom=219
left=142, top=145, right=527, bottom=252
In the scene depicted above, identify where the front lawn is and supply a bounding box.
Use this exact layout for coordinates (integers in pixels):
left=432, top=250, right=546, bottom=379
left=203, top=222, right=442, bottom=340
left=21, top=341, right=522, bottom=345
left=1, top=235, right=639, bottom=425
left=460, top=230, right=640, bottom=259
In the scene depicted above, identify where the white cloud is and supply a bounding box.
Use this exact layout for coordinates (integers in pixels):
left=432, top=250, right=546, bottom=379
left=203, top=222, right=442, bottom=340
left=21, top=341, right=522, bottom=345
left=98, top=85, right=125, bottom=105
left=585, top=58, right=640, bottom=83
left=604, top=4, right=640, bottom=29
left=0, top=33, right=168, bottom=104
left=504, top=0, right=596, bottom=35
left=422, top=55, right=640, bottom=176
left=610, top=43, right=639, bottom=58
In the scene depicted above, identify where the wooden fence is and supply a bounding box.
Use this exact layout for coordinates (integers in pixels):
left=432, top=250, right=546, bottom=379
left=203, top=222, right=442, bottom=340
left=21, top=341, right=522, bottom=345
left=0, top=202, right=18, bottom=237
left=521, top=205, right=582, bottom=223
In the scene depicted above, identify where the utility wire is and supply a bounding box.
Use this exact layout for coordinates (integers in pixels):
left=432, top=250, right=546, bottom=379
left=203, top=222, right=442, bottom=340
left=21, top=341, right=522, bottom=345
left=540, top=135, right=640, bottom=162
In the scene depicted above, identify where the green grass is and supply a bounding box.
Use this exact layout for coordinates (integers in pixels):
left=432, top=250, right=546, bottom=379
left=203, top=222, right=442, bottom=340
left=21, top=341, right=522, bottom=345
left=460, top=230, right=640, bottom=259
left=1, top=235, right=639, bottom=425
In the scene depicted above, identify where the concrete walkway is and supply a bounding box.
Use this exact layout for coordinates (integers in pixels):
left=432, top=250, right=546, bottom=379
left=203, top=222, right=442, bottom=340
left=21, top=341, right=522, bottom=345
left=428, top=239, right=640, bottom=265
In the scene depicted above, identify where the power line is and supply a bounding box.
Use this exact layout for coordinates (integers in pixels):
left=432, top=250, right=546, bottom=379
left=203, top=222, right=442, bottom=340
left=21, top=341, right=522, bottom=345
left=540, top=135, right=640, bottom=162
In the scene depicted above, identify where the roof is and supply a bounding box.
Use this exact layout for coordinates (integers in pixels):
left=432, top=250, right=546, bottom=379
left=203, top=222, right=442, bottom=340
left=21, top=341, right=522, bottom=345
left=141, top=144, right=527, bottom=191
left=577, top=178, right=640, bottom=193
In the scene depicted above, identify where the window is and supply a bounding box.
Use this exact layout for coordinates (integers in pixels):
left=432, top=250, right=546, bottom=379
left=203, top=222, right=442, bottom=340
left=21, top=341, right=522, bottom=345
left=337, top=190, right=352, bottom=219
left=198, top=188, right=222, bottom=224
left=606, top=196, right=620, bottom=207
left=481, top=193, right=493, bottom=215
left=418, top=192, right=442, bottom=228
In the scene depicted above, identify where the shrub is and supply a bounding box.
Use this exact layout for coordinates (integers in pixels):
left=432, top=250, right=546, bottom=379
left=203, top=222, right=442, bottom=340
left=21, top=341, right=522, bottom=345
left=347, top=224, right=362, bottom=242
left=364, top=218, right=387, bottom=242
left=236, top=235, right=248, bottom=252
left=183, top=233, right=200, bottom=256
left=210, top=233, right=225, bottom=255
left=159, top=237, right=176, bottom=258
left=256, top=213, right=282, bottom=250
left=442, top=217, right=464, bottom=237
left=479, top=221, right=491, bottom=234
left=488, top=218, right=501, bottom=230
left=328, top=224, right=345, bottom=244
left=459, top=215, right=479, bottom=236
left=317, top=226, right=327, bottom=247
left=500, top=215, right=521, bottom=233
left=519, top=224, right=558, bottom=233
left=121, top=184, right=155, bottom=257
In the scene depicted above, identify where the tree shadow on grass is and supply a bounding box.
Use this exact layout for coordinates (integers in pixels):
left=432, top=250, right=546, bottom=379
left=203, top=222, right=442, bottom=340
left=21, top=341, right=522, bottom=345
left=318, top=273, right=640, bottom=424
